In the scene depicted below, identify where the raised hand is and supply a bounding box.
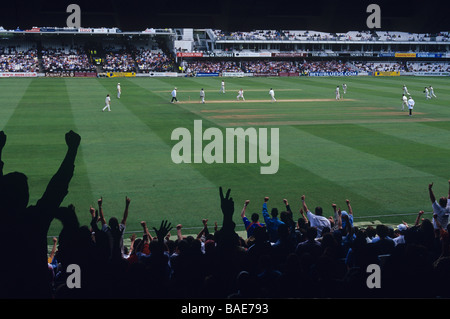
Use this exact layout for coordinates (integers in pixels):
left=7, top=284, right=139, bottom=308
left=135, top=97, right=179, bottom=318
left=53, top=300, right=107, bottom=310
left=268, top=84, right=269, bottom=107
left=219, top=187, right=234, bottom=218
left=153, top=220, right=173, bottom=241
left=65, top=130, right=81, bottom=149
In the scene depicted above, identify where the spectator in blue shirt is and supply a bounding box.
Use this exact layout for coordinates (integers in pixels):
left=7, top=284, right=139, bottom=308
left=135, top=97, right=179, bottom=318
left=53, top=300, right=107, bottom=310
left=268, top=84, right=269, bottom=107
left=262, top=197, right=284, bottom=243
left=240, top=200, right=265, bottom=238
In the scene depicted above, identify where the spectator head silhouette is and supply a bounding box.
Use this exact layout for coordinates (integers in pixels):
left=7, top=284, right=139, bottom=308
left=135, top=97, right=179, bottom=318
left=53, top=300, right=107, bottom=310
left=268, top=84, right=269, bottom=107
left=109, top=216, right=120, bottom=233
left=271, top=208, right=278, bottom=218
left=438, top=197, right=447, bottom=208
left=0, top=171, right=29, bottom=213
left=306, top=226, right=318, bottom=241
left=315, top=206, right=323, bottom=216
left=251, top=213, right=260, bottom=222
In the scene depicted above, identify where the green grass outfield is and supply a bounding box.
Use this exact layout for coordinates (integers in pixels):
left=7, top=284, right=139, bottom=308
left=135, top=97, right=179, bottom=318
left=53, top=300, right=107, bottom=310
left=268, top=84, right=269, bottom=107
left=1, top=75, right=450, bottom=242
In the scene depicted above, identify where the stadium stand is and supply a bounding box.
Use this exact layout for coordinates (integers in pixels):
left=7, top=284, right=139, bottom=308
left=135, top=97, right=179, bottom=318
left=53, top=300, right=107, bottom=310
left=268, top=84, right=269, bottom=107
left=0, top=48, right=38, bottom=72
left=41, top=48, right=96, bottom=73
left=103, top=50, right=136, bottom=72
left=134, top=49, right=176, bottom=73
left=0, top=27, right=448, bottom=76
left=407, top=61, right=450, bottom=72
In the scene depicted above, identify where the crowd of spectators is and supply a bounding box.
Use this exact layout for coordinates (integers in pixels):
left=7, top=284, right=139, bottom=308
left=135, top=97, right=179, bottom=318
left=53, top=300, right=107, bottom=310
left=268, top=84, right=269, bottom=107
left=213, top=29, right=450, bottom=42
left=351, top=61, right=407, bottom=73
left=407, top=62, right=450, bottom=73
left=1, top=129, right=450, bottom=299
left=299, top=60, right=354, bottom=73
left=0, top=48, right=38, bottom=72
left=134, top=49, right=175, bottom=73
left=184, top=60, right=242, bottom=75
left=41, top=48, right=96, bottom=73
left=103, top=51, right=136, bottom=72
left=181, top=59, right=426, bottom=75
left=241, top=60, right=301, bottom=74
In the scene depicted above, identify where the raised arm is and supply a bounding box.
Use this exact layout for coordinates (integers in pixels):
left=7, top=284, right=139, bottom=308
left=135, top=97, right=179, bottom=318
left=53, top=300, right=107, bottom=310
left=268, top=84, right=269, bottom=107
left=89, top=205, right=100, bottom=232
left=98, top=197, right=107, bottom=226
left=241, top=200, right=250, bottom=219
left=36, top=130, right=81, bottom=210
left=346, top=199, right=353, bottom=215
left=299, top=208, right=308, bottom=223
left=429, top=183, right=436, bottom=203
left=301, top=195, right=308, bottom=213
left=219, top=187, right=235, bottom=229
left=121, top=196, right=131, bottom=225
left=336, top=208, right=342, bottom=230
left=152, top=220, right=173, bottom=242
left=415, top=210, right=425, bottom=226
left=128, top=233, right=137, bottom=255
left=141, top=221, right=154, bottom=241
left=176, top=224, right=184, bottom=241
left=283, top=198, right=292, bottom=214
left=49, top=237, right=58, bottom=262
left=196, top=219, right=209, bottom=239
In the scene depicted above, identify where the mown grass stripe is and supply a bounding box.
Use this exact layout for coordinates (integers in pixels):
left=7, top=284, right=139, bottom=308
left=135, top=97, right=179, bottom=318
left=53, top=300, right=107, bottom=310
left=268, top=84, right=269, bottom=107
left=1, top=78, right=94, bottom=237
left=282, top=125, right=434, bottom=215
left=77, top=78, right=223, bottom=227
left=0, top=78, right=33, bottom=129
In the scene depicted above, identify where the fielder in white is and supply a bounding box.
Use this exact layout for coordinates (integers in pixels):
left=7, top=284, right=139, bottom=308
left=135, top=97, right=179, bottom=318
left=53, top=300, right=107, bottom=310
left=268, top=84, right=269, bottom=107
left=200, top=88, right=205, bottom=104
left=335, top=86, right=340, bottom=100
left=269, top=88, right=276, bottom=102
left=220, top=80, right=225, bottom=94
left=237, top=88, right=245, bottom=101
left=117, top=83, right=121, bottom=99
left=424, top=87, right=431, bottom=100
left=102, top=94, right=111, bottom=112
left=403, top=85, right=409, bottom=95
left=402, top=94, right=408, bottom=111
left=429, top=86, right=437, bottom=98
left=342, top=83, right=347, bottom=94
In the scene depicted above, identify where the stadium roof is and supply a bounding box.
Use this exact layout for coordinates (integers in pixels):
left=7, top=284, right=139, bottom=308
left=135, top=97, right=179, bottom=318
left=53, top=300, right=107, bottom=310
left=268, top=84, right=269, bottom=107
left=0, top=26, right=175, bottom=36
left=0, top=0, right=449, bottom=34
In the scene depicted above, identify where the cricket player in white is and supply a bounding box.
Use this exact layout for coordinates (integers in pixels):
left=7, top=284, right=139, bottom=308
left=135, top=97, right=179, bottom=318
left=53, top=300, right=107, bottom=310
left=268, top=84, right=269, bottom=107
left=269, top=88, right=276, bottom=102
left=200, top=88, right=205, bottom=104
left=171, top=88, right=178, bottom=103
left=102, top=94, right=111, bottom=112
left=237, top=88, right=245, bottom=101
left=424, top=87, right=431, bottom=100
left=220, top=80, right=225, bottom=94
left=335, top=86, right=340, bottom=100
left=403, top=85, right=409, bottom=95
left=408, top=96, right=415, bottom=116
left=429, top=86, right=436, bottom=98
left=117, top=83, right=121, bottom=99
left=402, top=94, right=408, bottom=111
left=342, top=83, right=347, bottom=94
